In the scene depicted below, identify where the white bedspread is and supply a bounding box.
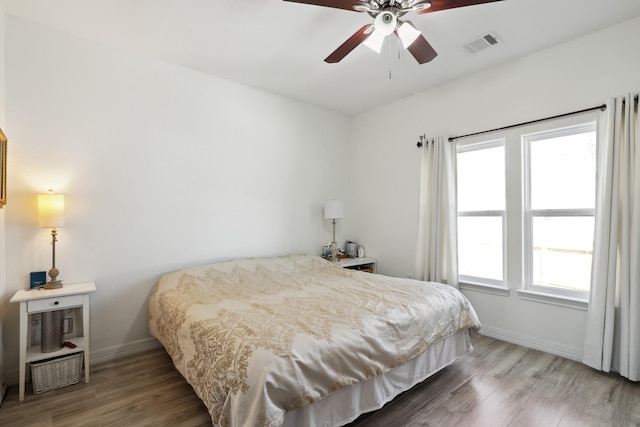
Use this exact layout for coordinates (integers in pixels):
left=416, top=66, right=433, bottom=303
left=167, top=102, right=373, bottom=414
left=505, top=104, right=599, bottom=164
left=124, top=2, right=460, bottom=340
left=148, top=254, right=480, bottom=427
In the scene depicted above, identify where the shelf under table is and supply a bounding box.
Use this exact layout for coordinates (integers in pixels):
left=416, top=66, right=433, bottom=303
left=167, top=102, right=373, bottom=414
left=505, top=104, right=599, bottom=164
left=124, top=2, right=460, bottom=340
left=26, top=337, right=84, bottom=363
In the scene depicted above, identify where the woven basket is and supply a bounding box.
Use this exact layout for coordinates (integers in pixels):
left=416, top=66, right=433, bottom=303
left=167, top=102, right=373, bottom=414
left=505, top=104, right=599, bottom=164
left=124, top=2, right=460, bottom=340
left=31, top=352, right=83, bottom=394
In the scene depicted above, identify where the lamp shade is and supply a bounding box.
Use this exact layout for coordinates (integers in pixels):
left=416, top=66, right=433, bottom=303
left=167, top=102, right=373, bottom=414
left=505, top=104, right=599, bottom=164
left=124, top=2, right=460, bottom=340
left=38, top=192, right=65, bottom=228
left=364, top=30, right=385, bottom=54
left=324, top=200, right=344, bottom=220
left=398, top=21, right=421, bottom=48
left=374, top=11, right=396, bottom=36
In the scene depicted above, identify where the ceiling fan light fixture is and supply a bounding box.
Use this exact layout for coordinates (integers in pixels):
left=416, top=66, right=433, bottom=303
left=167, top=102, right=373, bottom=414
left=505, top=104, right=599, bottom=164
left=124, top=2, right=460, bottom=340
left=374, top=11, right=397, bottom=36
left=398, top=21, right=421, bottom=48
left=363, top=30, right=385, bottom=53
left=412, top=1, right=432, bottom=11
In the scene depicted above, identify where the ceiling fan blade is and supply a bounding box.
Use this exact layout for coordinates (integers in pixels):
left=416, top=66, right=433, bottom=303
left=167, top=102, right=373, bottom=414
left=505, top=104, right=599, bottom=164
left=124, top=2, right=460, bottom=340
left=417, top=0, right=504, bottom=14
left=325, top=25, right=372, bottom=63
left=405, top=32, right=438, bottom=64
left=283, top=0, right=369, bottom=12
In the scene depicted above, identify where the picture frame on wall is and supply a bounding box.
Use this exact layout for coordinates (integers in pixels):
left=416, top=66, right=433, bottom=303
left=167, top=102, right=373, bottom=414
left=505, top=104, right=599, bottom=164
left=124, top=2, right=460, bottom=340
left=0, top=127, right=6, bottom=208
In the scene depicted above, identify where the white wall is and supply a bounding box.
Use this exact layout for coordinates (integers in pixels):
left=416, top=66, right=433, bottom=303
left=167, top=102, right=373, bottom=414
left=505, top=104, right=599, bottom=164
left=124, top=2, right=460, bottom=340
left=2, top=16, right=351, bottom=376
left=349, top=16, right=640, bottom=359
left=0, top=2, right=8, bottom=401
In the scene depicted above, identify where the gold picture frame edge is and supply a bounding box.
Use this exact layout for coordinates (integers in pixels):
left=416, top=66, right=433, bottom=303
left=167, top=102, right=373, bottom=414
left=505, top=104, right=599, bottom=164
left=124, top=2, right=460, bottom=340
left=0, top=127, right=6, bottom=208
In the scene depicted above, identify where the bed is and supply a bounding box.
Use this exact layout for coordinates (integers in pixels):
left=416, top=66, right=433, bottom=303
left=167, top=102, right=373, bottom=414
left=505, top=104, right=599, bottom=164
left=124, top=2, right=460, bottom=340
left=148, top=254, right=480, bottom=427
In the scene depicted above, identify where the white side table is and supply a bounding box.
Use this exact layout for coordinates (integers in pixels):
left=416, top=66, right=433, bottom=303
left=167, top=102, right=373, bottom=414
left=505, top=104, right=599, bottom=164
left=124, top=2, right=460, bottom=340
left=339, top=257, right=377, bottom=273
left=10, top=282, right=96, bottom=401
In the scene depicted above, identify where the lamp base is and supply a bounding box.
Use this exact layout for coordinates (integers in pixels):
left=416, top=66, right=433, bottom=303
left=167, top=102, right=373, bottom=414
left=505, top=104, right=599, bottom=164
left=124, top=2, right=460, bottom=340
left=329, top=243, right=340, bottom=262
left=44, top=281, right=63, bottom=290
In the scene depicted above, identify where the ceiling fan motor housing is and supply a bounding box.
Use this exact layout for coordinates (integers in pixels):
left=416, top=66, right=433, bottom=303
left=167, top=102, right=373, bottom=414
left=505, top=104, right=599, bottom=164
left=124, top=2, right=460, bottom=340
left=381, top=11, right=394, bottom=24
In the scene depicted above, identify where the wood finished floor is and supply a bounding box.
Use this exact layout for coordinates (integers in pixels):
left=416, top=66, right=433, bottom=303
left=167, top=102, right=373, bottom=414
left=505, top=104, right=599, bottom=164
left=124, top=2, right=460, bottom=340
left=0, top=334, right=638, bottom=426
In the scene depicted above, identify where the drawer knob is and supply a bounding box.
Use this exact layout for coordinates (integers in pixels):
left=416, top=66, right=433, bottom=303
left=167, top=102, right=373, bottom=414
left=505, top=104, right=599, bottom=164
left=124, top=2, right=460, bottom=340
left=53, top=301, right=59, bottom=305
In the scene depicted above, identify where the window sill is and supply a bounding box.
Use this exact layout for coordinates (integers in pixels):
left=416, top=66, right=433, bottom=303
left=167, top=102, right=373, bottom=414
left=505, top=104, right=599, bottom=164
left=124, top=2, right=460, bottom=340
left=459, top=281, right=510, bottom=297
left=516, top=289, right=588, bottom=311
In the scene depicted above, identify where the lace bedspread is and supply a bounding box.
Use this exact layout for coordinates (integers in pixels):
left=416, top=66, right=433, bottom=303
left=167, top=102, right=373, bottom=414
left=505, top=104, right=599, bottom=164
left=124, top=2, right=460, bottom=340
left=148, top=254, right=480, bottom=427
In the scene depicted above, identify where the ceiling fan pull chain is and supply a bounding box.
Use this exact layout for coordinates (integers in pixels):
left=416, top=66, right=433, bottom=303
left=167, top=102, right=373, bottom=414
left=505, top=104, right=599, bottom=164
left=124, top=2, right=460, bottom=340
left=387, top=34, right=393, bottom=80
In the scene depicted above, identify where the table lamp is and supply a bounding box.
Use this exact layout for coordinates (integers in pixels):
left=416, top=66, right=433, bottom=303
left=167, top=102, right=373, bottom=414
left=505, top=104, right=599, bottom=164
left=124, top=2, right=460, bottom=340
left=324, top=200, right=344, bottom=262
left=38, top=190, right=65, bottom=289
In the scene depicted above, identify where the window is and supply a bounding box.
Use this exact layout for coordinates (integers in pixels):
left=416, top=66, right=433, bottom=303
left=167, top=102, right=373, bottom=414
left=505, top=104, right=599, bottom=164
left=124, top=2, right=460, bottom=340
left=456, top=141, right=505, bottom=286
left=455, top=116, right=598, bottom=305
left=524, top=124, right=596, bottom=296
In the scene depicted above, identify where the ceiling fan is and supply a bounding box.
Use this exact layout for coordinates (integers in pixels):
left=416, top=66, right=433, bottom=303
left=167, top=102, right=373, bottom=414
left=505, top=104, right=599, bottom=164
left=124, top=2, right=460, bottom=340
left=283, top=0, right=504, bottom=64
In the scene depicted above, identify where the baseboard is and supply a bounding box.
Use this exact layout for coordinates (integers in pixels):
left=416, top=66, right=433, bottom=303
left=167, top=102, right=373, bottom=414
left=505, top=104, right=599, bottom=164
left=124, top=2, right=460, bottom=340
left=480, top=325, right=583, bottom=362
left=5, top=337, right=163, bottom=386
left=89, top=337, right=163, bottom=365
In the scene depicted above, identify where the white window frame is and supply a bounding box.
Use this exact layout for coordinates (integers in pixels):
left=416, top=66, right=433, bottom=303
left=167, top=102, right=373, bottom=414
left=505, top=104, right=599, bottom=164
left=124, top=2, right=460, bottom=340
left=521, top=123, right=596, bottom=302
left=456, top=139, right=507, bottom=290
left=454, top=113, right=599, bottom=309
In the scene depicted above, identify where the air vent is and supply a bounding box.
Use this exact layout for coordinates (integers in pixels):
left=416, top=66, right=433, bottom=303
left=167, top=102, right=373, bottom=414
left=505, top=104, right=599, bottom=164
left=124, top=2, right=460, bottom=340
left=462, top=32, right=501, bottom=55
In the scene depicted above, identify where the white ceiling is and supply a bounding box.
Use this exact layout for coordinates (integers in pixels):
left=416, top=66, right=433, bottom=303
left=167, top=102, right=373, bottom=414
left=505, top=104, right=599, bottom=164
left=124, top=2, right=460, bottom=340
left=3, top=0, right=640, bottom=115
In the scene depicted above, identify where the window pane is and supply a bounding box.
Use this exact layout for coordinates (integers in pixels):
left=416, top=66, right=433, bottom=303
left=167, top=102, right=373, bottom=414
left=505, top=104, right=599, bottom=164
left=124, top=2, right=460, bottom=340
left=457, top=145, right=505, bottom=211
left=532, top=216, right=594, bottom=291
left=530, top=130, right=596, bottom=210
left=458, top=216, right=503, bottom=281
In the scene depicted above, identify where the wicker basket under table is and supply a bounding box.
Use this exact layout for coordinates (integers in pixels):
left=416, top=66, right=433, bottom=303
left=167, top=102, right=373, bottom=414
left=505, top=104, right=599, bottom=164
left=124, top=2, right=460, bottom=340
left=30, top=351, right=83, bottom=394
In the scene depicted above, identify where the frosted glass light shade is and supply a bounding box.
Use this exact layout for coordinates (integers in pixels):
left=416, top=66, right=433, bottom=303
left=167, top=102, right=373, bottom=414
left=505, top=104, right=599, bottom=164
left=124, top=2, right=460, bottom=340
left=38, top=193, right=65, bottom=228
left=324, top=200, right=344, bottom=220
left=374, top=12, right=396, bottom=36
left=398, top=22, right=421, bottom=48
left=364, top=30, right=385, bottom=53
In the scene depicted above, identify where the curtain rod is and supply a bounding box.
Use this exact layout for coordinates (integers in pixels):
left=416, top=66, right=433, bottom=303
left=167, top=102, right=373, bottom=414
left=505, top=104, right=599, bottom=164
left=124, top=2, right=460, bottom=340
left=448, top=103, right=607, bottom=142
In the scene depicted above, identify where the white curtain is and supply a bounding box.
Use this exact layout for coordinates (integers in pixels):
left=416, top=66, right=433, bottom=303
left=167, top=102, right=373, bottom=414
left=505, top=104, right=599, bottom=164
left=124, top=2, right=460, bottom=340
left=415, top=136, right=458, bottom=286
left=583, top=93, right=640, bottom=381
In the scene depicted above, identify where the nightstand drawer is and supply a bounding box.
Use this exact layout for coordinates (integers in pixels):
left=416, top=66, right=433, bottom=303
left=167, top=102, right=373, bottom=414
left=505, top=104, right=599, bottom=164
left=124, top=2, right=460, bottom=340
left=27, top=294, right=84, bottom=313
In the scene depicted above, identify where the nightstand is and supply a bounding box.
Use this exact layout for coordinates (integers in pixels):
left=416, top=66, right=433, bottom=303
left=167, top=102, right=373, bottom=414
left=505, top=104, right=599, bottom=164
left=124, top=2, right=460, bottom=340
left=10, top=282, right=96, bottom=401
left=339, top=257, right=377, bottom=273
